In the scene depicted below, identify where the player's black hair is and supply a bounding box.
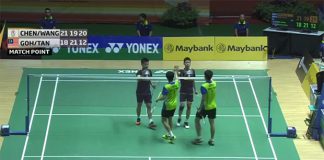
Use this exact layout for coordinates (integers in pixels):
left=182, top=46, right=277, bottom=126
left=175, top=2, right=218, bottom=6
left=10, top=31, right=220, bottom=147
left=183, top=57, right=191, bottom=63
left=45, top=8, right=51, bottom=12
left=204, top=70, right=213, bottom=81
left=166, top=71, right=174, bottom=82
left=141, top=57, right=149, bottom=64
left=139, top=13, right=147, bottom=19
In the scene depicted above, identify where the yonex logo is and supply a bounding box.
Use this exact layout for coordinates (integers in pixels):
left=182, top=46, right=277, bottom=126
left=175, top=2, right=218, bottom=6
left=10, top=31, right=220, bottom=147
left=216, top=43, right=226, bottom=53
left=52, top=47, right=60, bottom=53
left=105, top=43, right=124, bottom=53
left=164, top=43, right=174, bottom=53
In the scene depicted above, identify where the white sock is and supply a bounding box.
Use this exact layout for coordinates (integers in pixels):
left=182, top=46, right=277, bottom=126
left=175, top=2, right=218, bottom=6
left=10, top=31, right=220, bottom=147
left=169, top=131, right=174, bottom=137
left=149, top=119, right=153, bottom=123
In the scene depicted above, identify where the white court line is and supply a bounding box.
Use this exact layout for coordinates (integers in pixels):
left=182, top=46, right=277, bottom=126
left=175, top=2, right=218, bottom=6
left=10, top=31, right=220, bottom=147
left=21, top=75, right=43, bottom=160
left=42, top=80, right=250, bottom=83
left=34, top=73, right=251, bottom=77
left=24, top=155, right=275, bottom=159
left=40, top=76, right=59, bottom=160
left=233, top=77, right=258, bottom=160
left=33, top=113, right=261, bottom=118
left=248, top=78, right=277, bottom=160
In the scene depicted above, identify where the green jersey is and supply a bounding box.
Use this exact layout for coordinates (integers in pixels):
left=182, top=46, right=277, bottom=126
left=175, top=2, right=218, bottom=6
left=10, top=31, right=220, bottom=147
left=200, top=80, right=217, bottom=110
left=162, top=80, right=180, bottom=110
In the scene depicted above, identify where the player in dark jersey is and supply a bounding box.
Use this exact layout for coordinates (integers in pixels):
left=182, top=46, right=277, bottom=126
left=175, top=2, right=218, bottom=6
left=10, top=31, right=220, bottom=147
left=177, top=57, right=198, bottom=129
left=136, top=58, right=156, bottom=129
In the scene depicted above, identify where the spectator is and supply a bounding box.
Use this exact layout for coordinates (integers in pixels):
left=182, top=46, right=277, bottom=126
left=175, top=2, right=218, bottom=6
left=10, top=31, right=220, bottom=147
left=136, top=13, right=152, bottom=36
left=234, top=14, right=249, bottom=36
left=41, top=8, right=56, bottom=29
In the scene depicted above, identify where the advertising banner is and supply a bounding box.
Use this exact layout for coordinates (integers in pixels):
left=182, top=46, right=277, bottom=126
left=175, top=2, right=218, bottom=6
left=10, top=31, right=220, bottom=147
left=214, top=37, right=267, bottom=61
left=45, top=36, right=162, bottom=60
left=163, top=37, right=267, bottom=61
left=163, top=37, right=214, bottom=60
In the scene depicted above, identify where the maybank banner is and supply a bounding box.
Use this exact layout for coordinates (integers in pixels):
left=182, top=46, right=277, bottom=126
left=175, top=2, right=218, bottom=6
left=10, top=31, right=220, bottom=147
left=45, top=36, right=162, bottom=60
left=214, top=37, right=267, bottom=61
left=163, top=37, right=214, bottom=60
left=163, top=37, right=267, bottom=61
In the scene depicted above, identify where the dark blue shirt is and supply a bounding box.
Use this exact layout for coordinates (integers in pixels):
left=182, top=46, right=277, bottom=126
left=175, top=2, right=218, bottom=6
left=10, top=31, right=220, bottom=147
left=41, top=16, right=56, bottom=29
left=179, top=68, right=195, bottom=93
left=136, top=21, right=152, bottom=36
left=136, top=69, right=152, bottom=95
left=234, top=21, right=249, bottom=36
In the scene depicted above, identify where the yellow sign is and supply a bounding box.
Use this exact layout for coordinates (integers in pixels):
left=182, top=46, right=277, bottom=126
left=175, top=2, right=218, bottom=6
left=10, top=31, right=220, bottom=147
left=163, top=37, right=215, bottom=60
left=163, top=37, right=268, bottom=61
left=302, top=63, right=319, bottom=98
left=214, top=37, right=268, bottom=61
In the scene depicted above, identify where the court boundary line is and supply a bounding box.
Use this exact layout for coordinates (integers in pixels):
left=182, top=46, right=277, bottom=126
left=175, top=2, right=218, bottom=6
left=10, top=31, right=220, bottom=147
left=233, top=77, right=259, bottom=160
left=248, top=78, right=278, bottom=160
left=31, top=73, right=252, bottom=77
left=19, top=73, right=274, bottom=160
left=32, top=113, right=262, bottom=118
left=41, top=80, right=250, bottom=83
left=23, top=155, right=276, bottom=159
left=21, top=75, right=44, bottom=160
left=40, top=76, right=59, bottom=160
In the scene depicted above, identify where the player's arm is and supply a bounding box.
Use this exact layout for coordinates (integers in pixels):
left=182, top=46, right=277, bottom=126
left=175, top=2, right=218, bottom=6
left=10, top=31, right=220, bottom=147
left=199, top=94, right=206, bottom=111
left=155, top=93, right=166, bottom=102
left=193, top=83, right=198, bottom=94
left=174, top=65, right=179, bottom=80
left=149, top=70, right=156, bottom=89
left=156, top=87, right=167, bottom=102
left=150, top=81, right=156, bottom=89
left=193, top=69, right=198, bottom=94
left=136, top=70, right=141, bottom=82
left=198, top=86, right=207, bottom=110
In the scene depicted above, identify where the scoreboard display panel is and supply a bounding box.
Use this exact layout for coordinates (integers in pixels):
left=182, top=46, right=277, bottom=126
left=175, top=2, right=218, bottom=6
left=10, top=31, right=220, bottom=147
left=295, top=15, right=319, bottom=31
left=272, top=13, right=319, bottom=31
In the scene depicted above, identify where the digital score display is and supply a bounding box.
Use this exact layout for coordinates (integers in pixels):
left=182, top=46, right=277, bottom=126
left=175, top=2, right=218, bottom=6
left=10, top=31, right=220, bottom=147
left=272, top=13, right=319, bottom=31
left=295, top=15, right=318, bottom=30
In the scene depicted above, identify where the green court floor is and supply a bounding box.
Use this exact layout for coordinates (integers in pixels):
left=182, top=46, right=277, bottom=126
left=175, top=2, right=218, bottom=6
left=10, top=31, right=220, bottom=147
left=0, top=68, right=299, bottom=160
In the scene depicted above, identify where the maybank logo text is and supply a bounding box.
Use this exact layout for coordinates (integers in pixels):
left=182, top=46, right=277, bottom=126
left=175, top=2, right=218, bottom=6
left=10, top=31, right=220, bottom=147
left=215, top=44, right=267, bottom=53
left=165, top=44, right=213, bottom=53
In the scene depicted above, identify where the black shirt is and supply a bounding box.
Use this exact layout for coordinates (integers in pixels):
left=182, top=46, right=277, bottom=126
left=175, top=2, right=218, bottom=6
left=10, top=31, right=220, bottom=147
left=179, top=68, right=196, bottom=93
left=136, top=69, right=152, bottom=95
